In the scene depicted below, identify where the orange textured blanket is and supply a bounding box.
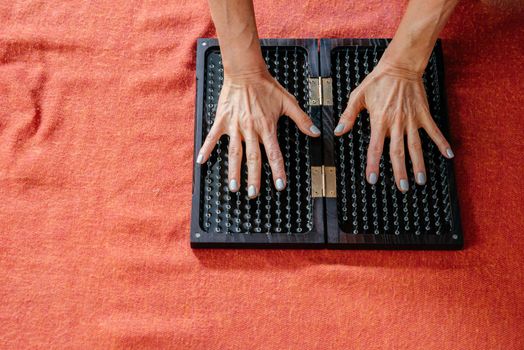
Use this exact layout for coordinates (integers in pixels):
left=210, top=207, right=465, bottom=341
left=0, top=1, right=523, bottom=349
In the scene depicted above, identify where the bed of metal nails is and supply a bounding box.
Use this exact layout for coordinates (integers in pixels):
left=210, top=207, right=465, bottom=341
left=332, top=45, right=453, bottom=236
left=200, top=47, right=313, bottom=234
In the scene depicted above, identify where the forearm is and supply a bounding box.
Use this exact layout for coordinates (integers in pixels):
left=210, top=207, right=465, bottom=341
left=207, top=0, right=267, bottom=76
left=381, top=0, right=460, bottom=73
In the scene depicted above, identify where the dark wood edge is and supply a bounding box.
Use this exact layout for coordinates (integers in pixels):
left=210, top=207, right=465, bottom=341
left=189, top=38, right=209, bottom=246
left=320, top=39, right=340, bottom=243
left=432, top=40, right=464, bottom=249
left=191, top=231, right=326, bottom=248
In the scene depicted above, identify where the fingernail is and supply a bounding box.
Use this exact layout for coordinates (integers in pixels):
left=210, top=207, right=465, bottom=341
left=400, top=179, right=409, bottom=192
left=416, top=172, right=426, bottom=185
left=309, top=125, right=321, bottom=136
left=275, top=178, right=285, bottom=191
left=446, top=148, right=454, bottom=158
left=196, top=154, right=204, bottom=164
left=368, top=172, right=378, bottom=185
left=248, top=185, right=257, bottom=198
left=334, top=123, right=345, bottom=134
left=229, top=179, right=238, bottom=191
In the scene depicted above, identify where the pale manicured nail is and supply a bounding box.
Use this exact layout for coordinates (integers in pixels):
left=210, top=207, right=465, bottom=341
left=400, top=179, right=409, bottom=192
left=248, top=185, right=257, bottom=198
left=196, top=154, right=204, bottom=164
left=416, top=172, right=426, bottom=185
left=309, top=125, right=321, bottom=136
left=368, top=172, right=378, bottom=185
left=334, top=123, right=345, bottom=134
left=275, top=178, right=285, bottom=191
left=229, top=179, right=238, bottom=192
left=446, top=148, right=454, bottom=158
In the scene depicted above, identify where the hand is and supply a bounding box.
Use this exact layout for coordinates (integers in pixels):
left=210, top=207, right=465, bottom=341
left=197, top=70, right=321, bottom=198
left=334, top=60, right=454, bottom=192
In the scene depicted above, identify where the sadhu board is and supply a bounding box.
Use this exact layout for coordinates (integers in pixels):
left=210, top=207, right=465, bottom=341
left=190, top=38, right=463, bottom=250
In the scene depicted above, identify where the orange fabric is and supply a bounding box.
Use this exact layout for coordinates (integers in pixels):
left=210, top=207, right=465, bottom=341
left=1, top=1, right=523, bottom=349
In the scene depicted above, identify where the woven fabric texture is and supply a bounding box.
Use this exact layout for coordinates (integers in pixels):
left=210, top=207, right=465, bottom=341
left=0, top=1, right=523, bottom=349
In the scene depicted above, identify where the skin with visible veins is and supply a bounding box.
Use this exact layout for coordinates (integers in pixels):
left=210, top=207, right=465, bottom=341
left=197, top=0, right=516, bottom=197
left=198, top=0, right=320, bottom=199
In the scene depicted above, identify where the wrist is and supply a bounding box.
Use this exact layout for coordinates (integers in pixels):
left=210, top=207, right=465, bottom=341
left=223, top=59, right=269, bottom=78
left=374, top=57, right=424, bottom=81
left=379, top=45, right=430, bottom=76
left=219, top=39, right=268, bottom=78
left=222, top=50, right=270, bottom=83
left=223, top=66, right=271, bottom=84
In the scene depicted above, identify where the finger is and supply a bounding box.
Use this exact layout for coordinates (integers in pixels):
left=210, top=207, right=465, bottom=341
left=261, top=132, right=286, bottom=191
left=197, top=121, right=223, bottom=164
left=244, top=133, right=261, bottom=198
left=282, top=97, right=321, bottom=137
left=334, top=89, right=364, bottom=136
left=420, top=113, right=454, bottom=159
left=389, top=125, right=409, bottom=193
left=365, top=120, right=386, bottom=185
left=227, top=132, right=243, bottom=192
left=407, top=125, right=426, bottom=185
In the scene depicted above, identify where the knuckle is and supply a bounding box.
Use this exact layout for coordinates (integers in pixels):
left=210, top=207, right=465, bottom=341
left=297, top=112, right=309, bottom=123
left=431, top=126, right=443, bottom=137
left=432, top=133, right=446, bottom=146
left=425, top=122, right=438, bottom=134
left=259, top=119, right=274, bottom=134
left=287, top=94, right=299, bottom=105
left=368, top=143, right=382, bottom=156
left=228, top=145, right=241, bottom=157
left=271, top=161, right=284, bottom=175
left=211, top=133, right=223, bottom=142
left=340, top=111, right=354, bottom=122
left=267, top=149, right=282, bottom=163
left=408, top=139, right=422, bottom=150
left=247, top=152, right=260, bottom=163
left=207, top=129, right=219, bottom=139
left=210, top=120, right=223, bottom=131
left=390, top=147, right=405, bottom=158
left=437, top=135, right=448, bottom=145
left=240, top=117, right=254, bottom=130
left=392, top=113, right=404, bottom=123
left=373, top=117, right=386, bottom=127
left=383, top=112, right=394, bottom=122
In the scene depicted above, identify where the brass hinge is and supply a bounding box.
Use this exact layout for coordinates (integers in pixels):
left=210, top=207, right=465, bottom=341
left=311, top=165, right=337, bottom=198
left=308, top=77, right=333, bottom=106
left=321, top=77, right=333, bottom=106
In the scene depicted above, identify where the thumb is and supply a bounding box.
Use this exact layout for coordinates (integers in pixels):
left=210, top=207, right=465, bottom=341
left=282, top=96, right=321, bottom=137
left=334, top=89, right=364, bottom=136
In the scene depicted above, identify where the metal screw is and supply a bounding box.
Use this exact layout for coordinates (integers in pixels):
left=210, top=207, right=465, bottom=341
left=195, top=233, right=201, bottom=238
left=452, top=234, right=458, bottom=240
left=202, top=42, right=207, bottom=46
